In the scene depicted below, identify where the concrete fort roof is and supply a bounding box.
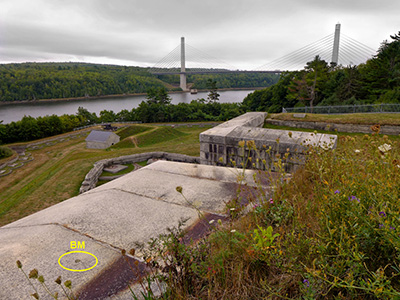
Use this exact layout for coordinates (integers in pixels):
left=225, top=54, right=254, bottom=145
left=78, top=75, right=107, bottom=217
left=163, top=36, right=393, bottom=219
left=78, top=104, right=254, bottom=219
left=0, top=161, right=271, bottom=300
left=200, top=112, right=337, bottom=151
left=85, top=130, right=117, bottom=142
left=200, top=112, right=268, bottom=143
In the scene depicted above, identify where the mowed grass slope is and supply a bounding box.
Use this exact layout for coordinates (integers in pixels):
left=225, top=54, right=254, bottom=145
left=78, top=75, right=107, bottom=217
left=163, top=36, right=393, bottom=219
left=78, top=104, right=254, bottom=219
left=136, top=127, right=189, bottom=147
left=0, top=125, right=209, bottom=226
left=112, top=126, right=188, bottom=149
left=116, top=125, right=153, bottom=140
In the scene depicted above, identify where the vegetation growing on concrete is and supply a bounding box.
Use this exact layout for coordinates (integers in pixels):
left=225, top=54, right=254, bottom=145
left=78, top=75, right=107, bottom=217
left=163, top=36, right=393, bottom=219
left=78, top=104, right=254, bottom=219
left=125, top=130, right=400, bottom=299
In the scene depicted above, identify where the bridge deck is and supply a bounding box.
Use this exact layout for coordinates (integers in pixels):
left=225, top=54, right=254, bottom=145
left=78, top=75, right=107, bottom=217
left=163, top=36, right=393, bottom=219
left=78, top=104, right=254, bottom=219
left=150, top=70, right=282, bottom=75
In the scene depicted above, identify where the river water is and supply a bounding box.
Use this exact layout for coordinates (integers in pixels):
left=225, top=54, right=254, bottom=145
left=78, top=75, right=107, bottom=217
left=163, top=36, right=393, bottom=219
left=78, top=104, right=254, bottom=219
left=0, top=89, right=254, bottom=124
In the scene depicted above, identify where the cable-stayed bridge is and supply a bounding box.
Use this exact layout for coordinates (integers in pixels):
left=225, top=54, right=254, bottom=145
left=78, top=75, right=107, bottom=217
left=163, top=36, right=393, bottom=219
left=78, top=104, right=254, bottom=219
left=149, top=24, right=376, bottom=91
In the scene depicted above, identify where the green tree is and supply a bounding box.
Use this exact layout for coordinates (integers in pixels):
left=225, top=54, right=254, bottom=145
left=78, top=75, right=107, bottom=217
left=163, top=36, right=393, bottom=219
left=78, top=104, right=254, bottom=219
left=146, top=87, right=171, bottom=105
left=243, top=72, right=294, bottom=112
left=359, top=32, right=400, bottom=102
left=36, top=115, right=63, bottom=137
left=287, top=56, right=330, bottom=109
left=0, top=122, right=6, bottom=145
left=116, top=109, right=134, bottom=122
left=206, top=79, right=220, bottom=103
left=77, top=107, right=98, bottom=124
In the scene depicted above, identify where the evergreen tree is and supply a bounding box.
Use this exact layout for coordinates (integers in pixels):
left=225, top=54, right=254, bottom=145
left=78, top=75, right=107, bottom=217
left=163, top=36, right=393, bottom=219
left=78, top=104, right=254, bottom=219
left=146, top=87, right=171, bottom=105
left=206, top=79, right=220, bottom=103
left=287, top=56, right=330, bottom=109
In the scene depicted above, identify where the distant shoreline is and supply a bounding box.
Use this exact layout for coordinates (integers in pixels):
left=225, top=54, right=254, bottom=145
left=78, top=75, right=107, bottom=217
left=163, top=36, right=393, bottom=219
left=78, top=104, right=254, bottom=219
left=0, top=87, right=263, bottom=106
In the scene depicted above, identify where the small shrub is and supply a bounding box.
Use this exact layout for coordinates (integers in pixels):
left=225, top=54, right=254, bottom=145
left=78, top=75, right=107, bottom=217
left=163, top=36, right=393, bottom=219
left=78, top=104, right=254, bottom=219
left=0, top=146, right=13, bottom=159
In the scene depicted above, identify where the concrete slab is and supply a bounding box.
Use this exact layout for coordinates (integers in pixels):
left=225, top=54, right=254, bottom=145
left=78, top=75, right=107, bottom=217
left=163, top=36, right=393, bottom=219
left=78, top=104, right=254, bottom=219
left=4, top=190, right=199, bottom=250
left=293, top=113, right=306, bottom=118
left=103, top=164, right=128, bottom=174
left=93, top=161, right=271, bottom=213
left=1, top=161, right=268, bottom=299
left=0, top=224, right=120, bottom=300
left=134, top=161, right=266, bottom=188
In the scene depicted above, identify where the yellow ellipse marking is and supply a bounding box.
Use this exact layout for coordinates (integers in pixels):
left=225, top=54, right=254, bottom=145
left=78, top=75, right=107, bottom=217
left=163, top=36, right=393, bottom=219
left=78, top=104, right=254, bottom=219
left=58, top=251, right=98, bottom=272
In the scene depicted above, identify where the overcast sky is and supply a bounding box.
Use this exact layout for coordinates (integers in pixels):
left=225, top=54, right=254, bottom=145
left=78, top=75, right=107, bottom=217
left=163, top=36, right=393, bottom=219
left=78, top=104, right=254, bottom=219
left=1, top=0, right=399, bottom=70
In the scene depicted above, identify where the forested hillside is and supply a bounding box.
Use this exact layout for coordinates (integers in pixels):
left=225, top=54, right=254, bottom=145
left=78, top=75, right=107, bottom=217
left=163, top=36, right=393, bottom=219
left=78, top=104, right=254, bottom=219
left=158, top=72, right=279, bottom=89
left=0, top=63, right=278, bottom=102
left=0, top=63, right=167, bottom=102
left=243, top=31, right=400, bottom=112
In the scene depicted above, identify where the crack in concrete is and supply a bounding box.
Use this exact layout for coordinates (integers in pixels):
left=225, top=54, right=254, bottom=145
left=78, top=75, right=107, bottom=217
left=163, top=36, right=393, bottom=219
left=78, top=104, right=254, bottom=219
left=1, top=222, right=61, bottom=230
left=2, top=222, right=125, bottom=255
left=143, top=167, right=255, bottom=185
left=85, top=186, right=213, bottom=212
left=59, top=223, right=125, bottom=254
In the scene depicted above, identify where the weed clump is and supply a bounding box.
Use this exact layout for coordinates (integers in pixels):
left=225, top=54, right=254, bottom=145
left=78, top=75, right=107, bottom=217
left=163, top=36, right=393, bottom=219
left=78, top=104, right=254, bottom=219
left=17, top=260, right=77, bottom=299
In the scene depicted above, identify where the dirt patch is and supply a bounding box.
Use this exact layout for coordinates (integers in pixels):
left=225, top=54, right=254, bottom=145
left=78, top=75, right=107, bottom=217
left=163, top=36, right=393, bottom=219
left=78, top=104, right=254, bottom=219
left=130, top=136, right=138, bottom=147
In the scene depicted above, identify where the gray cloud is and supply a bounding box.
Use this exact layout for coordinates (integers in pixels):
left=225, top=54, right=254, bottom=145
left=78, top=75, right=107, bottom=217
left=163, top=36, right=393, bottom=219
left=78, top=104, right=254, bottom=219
left=1, top=0, right=399, bottom=69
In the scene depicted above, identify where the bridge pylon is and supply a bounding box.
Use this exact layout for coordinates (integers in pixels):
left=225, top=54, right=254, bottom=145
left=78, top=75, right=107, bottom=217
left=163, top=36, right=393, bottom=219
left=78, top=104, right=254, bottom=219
left=180, top=37, right=188, bottom=91
left=331, top=23, right=341, bottom=66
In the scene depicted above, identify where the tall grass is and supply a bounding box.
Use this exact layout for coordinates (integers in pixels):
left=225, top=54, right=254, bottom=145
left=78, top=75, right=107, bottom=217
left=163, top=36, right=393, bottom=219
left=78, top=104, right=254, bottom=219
left=135, top=130, right=400, bottom=299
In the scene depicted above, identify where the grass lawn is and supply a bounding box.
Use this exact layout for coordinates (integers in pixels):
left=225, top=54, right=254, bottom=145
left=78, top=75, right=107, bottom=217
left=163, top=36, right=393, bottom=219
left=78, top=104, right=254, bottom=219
left=116, top=125, right=153, bottom=140
left=270, top=112, right=400, bottom=125
left=0, top=124, right=211, bottom=226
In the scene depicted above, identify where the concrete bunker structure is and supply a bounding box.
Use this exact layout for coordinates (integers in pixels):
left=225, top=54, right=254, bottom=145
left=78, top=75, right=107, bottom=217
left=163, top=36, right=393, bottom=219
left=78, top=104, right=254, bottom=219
left=200, top=112, right=337, bottom=172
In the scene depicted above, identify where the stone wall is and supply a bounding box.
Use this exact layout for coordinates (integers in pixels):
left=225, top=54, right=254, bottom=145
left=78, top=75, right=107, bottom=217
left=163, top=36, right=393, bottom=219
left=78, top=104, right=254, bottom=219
left=200, top=112, right=337, bottom=172
left=79, top=152, right=200, bottom=194
left=0, top=156, right=18, bottom=170
left=266, top=119, right=400, bottom=135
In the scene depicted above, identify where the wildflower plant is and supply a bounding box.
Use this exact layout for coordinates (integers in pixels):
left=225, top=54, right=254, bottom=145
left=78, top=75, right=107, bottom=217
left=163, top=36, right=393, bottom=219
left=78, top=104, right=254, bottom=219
left=16, top=260, right=77, bottom=300
left=303, top=129, right=400, bottom=298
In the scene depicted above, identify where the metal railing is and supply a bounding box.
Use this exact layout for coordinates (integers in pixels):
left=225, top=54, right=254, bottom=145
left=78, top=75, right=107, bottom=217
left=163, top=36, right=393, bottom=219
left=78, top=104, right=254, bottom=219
left=282, top=103, right=400, bottom=114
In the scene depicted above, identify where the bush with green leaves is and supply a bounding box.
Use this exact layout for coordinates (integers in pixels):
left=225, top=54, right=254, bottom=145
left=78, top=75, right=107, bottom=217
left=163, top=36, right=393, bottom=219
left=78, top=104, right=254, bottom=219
left=0, top=146, right=13, bottom=159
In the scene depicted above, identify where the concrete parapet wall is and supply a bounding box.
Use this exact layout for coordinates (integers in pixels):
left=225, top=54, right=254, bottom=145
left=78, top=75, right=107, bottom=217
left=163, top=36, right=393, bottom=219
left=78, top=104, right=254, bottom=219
left=200, top=112, right=337, bottom=172
left=80, top=152, right=200, bottom=193
left=266, top=119, right=400, bottom=135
